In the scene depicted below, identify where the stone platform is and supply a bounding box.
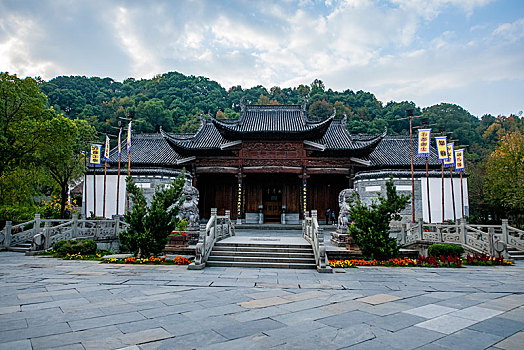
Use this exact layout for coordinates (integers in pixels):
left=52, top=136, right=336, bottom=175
left=1, top=251, right=523, bottom=349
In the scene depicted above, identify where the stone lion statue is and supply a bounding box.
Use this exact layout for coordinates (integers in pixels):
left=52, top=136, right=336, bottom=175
left=337, top=188, right=359, bottom=230
left=177, top=183, right=200, bottom=228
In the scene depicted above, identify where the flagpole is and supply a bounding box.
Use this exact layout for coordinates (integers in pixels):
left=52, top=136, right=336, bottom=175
left=414, top=122, right=435, bottom=223
left=399, top=109, right=425, bottom=223
left=426, top=157, right=431, bottom=223
left=449, top=167, right=456, bottom=222
left=103, top=159, right=107, bottom=218
left=93, top=165, right=96, bottom=218
left=441, top=162, right=445, bottom=222
left=460, top=171, right=464, bottom=219
left=125, top=111, right=134, bottom=214
left=116, top=156, right=121, bottom=215
left=116, top=126, right=122, bottom=216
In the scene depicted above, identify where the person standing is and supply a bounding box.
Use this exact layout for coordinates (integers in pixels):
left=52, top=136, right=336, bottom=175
left=325, top=208, right=331, bottom=225
left=331, top=210, right=336, bottom=225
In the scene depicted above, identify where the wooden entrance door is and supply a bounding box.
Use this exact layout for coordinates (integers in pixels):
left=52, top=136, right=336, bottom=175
left=262, top=186, right=282, bottom=222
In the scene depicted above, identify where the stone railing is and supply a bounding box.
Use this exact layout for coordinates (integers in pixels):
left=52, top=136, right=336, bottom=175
left=302, top=210, right=332, bottom=273
left=398, top=219, right=523, bottom=257
left=189, top=209, right=235, bottom=270
left=1, top=214, right=128, bottom=251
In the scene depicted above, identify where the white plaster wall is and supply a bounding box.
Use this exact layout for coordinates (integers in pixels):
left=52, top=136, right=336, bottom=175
left=84, top=174, right=126, bottom=218
left=421, top=177, right=469, bottom=223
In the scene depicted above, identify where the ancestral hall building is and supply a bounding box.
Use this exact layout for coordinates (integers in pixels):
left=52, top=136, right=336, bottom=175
left=85, top=103, right=468, bottom=223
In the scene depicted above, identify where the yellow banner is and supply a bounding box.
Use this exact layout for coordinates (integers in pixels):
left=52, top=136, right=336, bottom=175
left=104, top=135, right=110, bottom=160
left=435, top=136, right=448, bottom=160
left=417, top=129, right=431, bottom=156
left=455, top=149, right=465, bottom=171
left=127, top=121, right=132, bottom=152
left=90, top=144, right=102, bottom=165
left=443, top=142, right=455, bottom=167
left=118, top=128, right=122, bottom=156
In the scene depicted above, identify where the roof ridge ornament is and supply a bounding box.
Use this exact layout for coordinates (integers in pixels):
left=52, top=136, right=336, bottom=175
left=240, top=97, right=246, bottom=113
left=301, top=98, right=308, bottom=113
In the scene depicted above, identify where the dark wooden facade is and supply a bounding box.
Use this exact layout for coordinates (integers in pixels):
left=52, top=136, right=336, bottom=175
left=160, top=104, right=390, bottom=221
left=191, top=140, right=359, bottom=220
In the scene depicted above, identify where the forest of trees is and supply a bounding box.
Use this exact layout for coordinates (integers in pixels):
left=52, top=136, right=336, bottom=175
left=1, top=71, right=523, bottom=225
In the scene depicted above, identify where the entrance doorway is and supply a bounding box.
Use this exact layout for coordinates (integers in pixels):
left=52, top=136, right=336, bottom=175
left=263, top=186, right=282, bottom=222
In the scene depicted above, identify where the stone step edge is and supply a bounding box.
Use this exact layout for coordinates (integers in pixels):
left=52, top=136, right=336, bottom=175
left=215, top=242, right=312, bottom=248
left=211, top=251, right=314, bottom=258
left=206, top=261, right=316, bottom=269
left=208, top=256, right=315, bottom=263
left=212, top=247, right=312, bottom=253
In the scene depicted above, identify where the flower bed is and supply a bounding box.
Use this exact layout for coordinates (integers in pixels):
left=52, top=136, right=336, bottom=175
left=102, top=255, right=192, bottom=265
left=464, top=253, right=512, bottom=266
left=329, top=254, right=512, bottom=268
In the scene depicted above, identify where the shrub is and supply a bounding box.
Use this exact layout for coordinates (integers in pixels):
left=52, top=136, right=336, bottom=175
left=119, top=172, right=185, bottom=257
left=428, top=243, right=465, bottom=258
left=348, top=177, right=409, bottom=260
left=53, top=239, right=97, bottom=256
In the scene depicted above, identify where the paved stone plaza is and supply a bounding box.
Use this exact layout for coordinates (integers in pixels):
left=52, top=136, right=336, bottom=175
left=0, top=251, right=523, bottom=350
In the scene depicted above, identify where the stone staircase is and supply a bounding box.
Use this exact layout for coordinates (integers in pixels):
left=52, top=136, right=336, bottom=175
left=508, top=247, right=524, bottom=261
left=7, top=242, right=31, bottom=253
left=206, top=238, right=316, bottom=269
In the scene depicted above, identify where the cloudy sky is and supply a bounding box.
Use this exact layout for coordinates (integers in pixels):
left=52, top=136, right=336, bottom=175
left=1, top=0, right=522, bottom=117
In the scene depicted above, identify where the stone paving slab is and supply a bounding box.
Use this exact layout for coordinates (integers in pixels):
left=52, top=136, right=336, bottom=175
left=1, top=251, right=523, bottom=349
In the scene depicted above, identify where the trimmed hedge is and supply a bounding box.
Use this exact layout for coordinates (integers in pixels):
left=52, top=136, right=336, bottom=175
left=53, top=239, right=97, bottom=256
left=428, top=243, right=465, bottom=258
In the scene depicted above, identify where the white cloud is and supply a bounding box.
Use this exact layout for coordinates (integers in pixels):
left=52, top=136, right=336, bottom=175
left=493, top=17, right=524, bottom=42
left=0, top=15, right=60, bottom=78
left=111, top=7, right=161, bottom=79
left=0, top=0, right=521, bottom=116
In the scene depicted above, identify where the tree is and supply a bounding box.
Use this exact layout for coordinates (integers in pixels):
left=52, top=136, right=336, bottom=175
left=348, top=178, right=409, bottom=260
left=308, top=99, right=333, bottom=120
left=120, top=173, right=186, bottom=257
left=38, top=118, right=96, bottom=218
left=0, top=73, right=56, bottom=177
left=485, top=131, right=524, bottom=226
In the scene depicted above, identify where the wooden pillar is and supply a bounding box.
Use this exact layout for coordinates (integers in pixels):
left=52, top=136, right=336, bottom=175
left=302, top=168, right=308, bottom=219
left=236, top=168, right=243, bottom=225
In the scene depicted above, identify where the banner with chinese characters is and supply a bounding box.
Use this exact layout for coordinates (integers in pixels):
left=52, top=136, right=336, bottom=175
left=435, top=136, right=448, bottom=160
left=127, top=121, right=132, bottom=152
left=302, top=181, right=307, bottom=216
left=104, top=135, right=110, bottom=161
left=237, top=181, right=242, bottom=217
left=443, top=142, right=455, bottom=168
left=89, top=144, right=102, bottom=166
left=455, top=149, right=465, bottom=172
left=417, top=129, right=431, bottom=157
left=118, top=128, right=122, bottom=157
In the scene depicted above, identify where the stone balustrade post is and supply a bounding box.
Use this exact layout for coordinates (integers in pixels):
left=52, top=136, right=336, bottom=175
left=43, top=221, right=51, bottom=250
left=458, top=218, right=467, bottom=244
left=114, top=216, right=120, bottom=238
left=3, top=221, right=12, bottom=248
left=72, top=214, right=79, bottom=238
left=401, top=223, right=406, bottom=245
left=501, top=219, right=509, bottom=244
left=418, top=219, right=424, bottom=240
left=34, top=213, right=41, bottom=236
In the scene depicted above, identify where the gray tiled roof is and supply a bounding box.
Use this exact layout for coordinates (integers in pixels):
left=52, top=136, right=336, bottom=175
left=312, top=118, right=385, bottom=153
left=212, top=105, right=334, bottom=139
left=364, top=135, right=441, bottom=168
left=163, top=107, right=384, bottom=153
left=107, top=133, right=182, bottom=166
left=161, top=117, right=230, bottom=152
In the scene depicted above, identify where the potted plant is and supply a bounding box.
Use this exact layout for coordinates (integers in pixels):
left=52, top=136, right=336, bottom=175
left=166, top=219, right=189, bottom=248
left=168, top=231, right=188, bottom=247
